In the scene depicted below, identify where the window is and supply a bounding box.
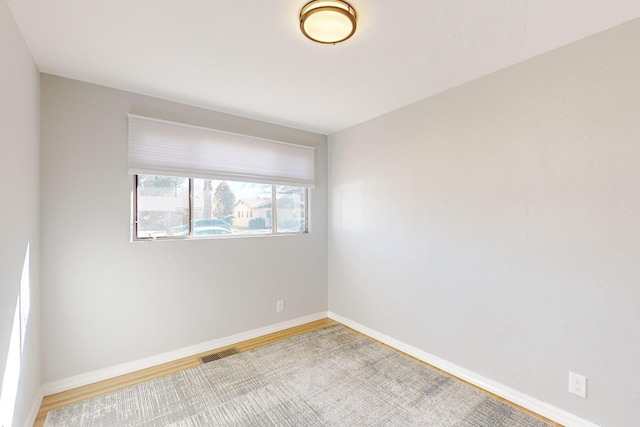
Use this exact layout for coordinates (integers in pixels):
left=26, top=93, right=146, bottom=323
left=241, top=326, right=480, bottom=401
left=135, top=176, right=307, bottom=239
left=129, top=115, right=314, bottom=240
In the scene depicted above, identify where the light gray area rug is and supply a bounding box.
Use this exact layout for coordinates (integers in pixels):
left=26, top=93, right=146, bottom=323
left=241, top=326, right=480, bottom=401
left=45, top=325, right=553, bottom=426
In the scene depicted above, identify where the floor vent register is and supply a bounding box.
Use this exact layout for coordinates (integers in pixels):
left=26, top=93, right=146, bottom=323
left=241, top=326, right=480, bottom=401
left=200, top=348, right=239, bottom=364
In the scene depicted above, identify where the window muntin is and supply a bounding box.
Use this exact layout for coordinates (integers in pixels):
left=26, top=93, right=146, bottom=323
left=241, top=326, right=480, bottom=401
left=135, top=175, right=308, bottom=240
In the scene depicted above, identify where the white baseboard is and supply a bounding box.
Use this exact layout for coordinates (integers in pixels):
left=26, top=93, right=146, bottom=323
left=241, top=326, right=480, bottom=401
left=24, top=386, right=43, bottom=427
left=328, top=311, right=599, bottom=427
left=42, top=311, right=328, bottom=396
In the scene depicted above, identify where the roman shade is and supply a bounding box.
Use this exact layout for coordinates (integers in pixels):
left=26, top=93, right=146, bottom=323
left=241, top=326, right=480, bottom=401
left=128, top=115, right=315, bottom=187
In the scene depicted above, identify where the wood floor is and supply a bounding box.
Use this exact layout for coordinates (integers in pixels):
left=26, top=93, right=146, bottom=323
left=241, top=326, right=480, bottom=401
left=34, top=318, right=560, bottom=427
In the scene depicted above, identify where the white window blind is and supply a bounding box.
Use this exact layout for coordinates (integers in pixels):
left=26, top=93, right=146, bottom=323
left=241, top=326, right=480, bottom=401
left=128, top=115, right=315, bottom=187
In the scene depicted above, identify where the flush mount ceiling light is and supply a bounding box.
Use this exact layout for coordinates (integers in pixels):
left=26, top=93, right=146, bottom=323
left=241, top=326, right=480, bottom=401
left=300, top=0, right=357, bottom=44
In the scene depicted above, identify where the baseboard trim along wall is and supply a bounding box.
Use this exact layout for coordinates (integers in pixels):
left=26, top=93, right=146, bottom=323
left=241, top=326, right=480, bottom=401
left=41, top=311, right=328, bottom=396
left=25, top=386, right=44, bottom=427
left=39, top=311, right=600, bottom=427
left=328, top=312, right=600, bottom=427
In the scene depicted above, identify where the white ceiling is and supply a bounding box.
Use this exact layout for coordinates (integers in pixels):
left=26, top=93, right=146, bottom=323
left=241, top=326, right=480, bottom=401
left=7, top=1, right=640, bottom=134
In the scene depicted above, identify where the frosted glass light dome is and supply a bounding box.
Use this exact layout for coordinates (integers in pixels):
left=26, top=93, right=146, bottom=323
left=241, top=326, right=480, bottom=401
left=300, top=0, right=357, bottom=44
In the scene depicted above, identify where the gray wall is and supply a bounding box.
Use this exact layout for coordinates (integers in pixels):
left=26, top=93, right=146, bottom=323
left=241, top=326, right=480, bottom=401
left=40, top=75, right=328, bottom=383
left=328, top=18, right=640, bottom=427
left=0, top=0, right=41, bottom=425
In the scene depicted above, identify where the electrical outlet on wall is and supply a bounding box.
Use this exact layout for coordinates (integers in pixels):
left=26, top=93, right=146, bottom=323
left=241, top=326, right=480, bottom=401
left=276, top=299, right=285, bottom=312
left=568, top=372, right=587, bottom=398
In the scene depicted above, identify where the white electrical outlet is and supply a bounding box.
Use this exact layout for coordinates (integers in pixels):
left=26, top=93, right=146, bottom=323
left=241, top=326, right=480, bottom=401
left=568, top=372, right=587, bottom=398
left=276, top=299, right=285, bottom=312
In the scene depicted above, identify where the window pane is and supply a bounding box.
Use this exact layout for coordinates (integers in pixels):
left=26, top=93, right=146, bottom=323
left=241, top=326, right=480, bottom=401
left=134, top=176, right=309, bottom=240
left=193, top=179, right=272, bottom=236
left=276, top=186, right=307, bottom=233
left=136, top=175, right=188, bottom=238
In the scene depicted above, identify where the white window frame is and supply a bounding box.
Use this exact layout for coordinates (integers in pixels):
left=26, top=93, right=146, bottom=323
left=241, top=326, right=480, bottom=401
left=133, top=175, right=308, bottom=240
